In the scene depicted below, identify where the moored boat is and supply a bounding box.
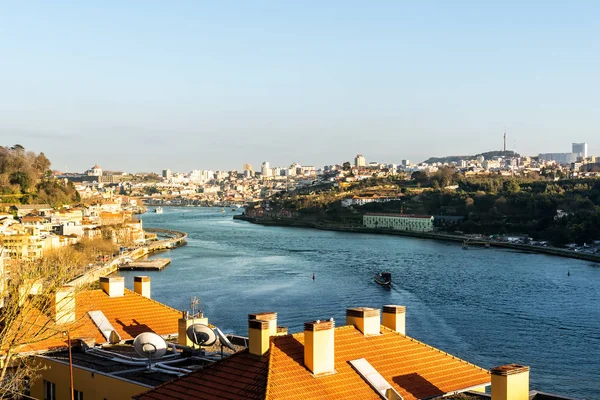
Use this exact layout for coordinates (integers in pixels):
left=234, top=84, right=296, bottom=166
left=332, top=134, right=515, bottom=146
left=374, top=272, right=392, bottom=287
left=155, top=206, right=163, bottom=214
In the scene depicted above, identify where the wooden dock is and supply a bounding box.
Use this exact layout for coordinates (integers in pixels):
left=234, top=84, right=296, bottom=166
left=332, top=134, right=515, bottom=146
left=119, top=258, right=171, bottom=271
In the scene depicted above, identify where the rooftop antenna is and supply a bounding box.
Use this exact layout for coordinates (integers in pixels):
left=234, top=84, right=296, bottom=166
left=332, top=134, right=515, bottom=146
left=189, top=296, right=203, bottom=348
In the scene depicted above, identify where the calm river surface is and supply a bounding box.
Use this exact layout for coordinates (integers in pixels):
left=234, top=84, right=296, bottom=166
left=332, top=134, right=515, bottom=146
left=118, top=207, right=599, bottom=398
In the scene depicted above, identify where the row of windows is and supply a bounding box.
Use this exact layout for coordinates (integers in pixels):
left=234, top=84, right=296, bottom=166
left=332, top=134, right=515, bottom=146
left=44, top=380, right=83, bottom=400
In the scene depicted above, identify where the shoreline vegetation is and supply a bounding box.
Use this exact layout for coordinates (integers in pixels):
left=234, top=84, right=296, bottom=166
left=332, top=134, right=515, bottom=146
left=233, top=214, right=600, bottom=263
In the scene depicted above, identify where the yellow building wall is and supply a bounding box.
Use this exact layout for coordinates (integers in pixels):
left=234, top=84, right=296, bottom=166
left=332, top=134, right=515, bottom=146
left=31, top=357, right=150, bottom=400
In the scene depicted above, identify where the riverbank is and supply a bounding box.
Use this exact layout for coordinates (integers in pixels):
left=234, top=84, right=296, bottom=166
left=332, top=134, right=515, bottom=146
left=69, top=228, right=187, bottom=286
left=234, top=215, right=600, bottom=263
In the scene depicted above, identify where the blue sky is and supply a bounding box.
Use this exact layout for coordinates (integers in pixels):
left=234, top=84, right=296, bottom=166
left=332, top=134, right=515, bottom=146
left=1, top=1, right=598, bottom=172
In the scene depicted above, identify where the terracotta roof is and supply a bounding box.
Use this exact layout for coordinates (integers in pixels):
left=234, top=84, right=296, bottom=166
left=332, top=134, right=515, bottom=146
left=134, top=325, right=490, bottom=400
left=9, top=288, right=182, bottom=354
left=134, top=349, right=269, bottom=400
left=267, top=326, right=489, bottom=400
left=76, top=288, right=182, bottom=340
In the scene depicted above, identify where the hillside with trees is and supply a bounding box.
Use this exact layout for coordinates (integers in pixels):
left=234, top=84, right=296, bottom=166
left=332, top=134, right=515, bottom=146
left=265, top=170, right=600, bottom=247
left=422, top=150, right=519, bottom=164
left=0, top=144, right=79, bottom=206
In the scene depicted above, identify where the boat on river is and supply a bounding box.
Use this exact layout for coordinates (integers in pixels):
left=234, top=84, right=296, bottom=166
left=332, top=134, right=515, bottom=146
left=155, top=207, right=163, bottom=214
left=374, top=272, right=392, bottom=287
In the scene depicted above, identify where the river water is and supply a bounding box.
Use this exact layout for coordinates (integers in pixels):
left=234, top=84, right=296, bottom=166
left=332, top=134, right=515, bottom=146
left=117, top=207, right=599, bottom=398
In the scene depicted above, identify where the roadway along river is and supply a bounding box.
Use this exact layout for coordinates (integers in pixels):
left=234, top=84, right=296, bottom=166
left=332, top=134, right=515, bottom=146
left=117, top=207, right=599, bottom=398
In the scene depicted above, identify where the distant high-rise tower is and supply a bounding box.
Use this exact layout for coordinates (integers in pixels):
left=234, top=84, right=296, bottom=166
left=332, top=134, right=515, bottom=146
left=572, top=143, right=588, bottom=158
left=355, top=154, right=366, bottom=167
left=503, top=127, right=507, bottom=152
left=261, top=161, right=271, bottom=177
left=162, top=169, right=172, bottom=180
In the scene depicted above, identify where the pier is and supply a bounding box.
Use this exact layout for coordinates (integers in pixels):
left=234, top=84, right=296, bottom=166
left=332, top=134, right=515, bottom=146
left=119, top=258, right=171, bottom=271
left=69, top=228, right=187, bottom=287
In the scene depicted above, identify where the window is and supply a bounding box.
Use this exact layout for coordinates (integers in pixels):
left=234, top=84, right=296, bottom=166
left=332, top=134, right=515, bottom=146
left=74, top=390, right=84, bottom=400
left=44, top=380, right=56, bottom=400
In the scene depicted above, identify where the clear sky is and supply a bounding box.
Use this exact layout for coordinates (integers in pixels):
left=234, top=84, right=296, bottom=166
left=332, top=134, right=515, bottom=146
left=1, top=1, right=598, bottom=173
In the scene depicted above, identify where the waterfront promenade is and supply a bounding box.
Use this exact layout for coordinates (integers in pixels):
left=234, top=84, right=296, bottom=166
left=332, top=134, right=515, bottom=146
left=234, top=214, right=600, bottom=263
left=68, top=227, right=187, bottom=286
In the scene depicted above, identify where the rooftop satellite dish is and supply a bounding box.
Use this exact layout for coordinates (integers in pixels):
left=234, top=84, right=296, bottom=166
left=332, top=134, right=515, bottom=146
left=133, top=332, right=168, bottom=370
left=186, top=323, right=217, bottom=347
left=214, top=327, right=236, bottom=352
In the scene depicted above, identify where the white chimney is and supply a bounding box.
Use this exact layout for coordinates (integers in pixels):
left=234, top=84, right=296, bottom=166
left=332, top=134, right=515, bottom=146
left=133, top=276, right=150, bottom=298
left=382, top=305, right=406, bottom=335
left=346, top=307, right=380, bottom=336
left=99, top=276, right=124, bottom=297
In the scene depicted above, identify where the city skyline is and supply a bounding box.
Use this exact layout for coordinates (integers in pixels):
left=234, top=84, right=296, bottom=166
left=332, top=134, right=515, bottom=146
left=1, top=1, right=599, bottom=172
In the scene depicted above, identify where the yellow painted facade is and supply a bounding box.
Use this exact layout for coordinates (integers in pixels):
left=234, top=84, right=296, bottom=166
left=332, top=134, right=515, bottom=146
left=31, top=356, right=150, bottom=400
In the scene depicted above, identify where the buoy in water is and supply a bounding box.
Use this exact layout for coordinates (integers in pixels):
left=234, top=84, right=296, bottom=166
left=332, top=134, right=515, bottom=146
left=568, top=270, right=571, bottom=276
left=312, top=273, right=315, bottom=280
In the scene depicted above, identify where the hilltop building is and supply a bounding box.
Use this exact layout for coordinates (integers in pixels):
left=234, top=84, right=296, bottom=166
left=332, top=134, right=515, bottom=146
left=86, top=164, right=103, bottom=177
left=355, top=154, right=366, bottom=167
left=538, top=153, right=578, bottom=165
left=572, top=142, right=588, bottom=158
left=261, top=161, right=271, bottom=178
left=162, top=169, right=172, bottom=180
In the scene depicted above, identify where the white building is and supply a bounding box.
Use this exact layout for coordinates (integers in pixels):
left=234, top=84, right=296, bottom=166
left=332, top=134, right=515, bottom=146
left=355, top=154, right=366, bottom=167
left=363, top=213, right=434, bottom=232
left=261, top=161, right=271, bottom=178
left=87, top=164, right=103, bottom=177
left=341, top=196, right=394, bottom=208
left=538, top=153, right=578, bottom=165
left=162, top=169, right=172, bottom=180
left=572, top=143, right=588, bottom=158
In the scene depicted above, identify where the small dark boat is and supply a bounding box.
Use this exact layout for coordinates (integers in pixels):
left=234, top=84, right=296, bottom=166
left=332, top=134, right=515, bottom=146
left=374, top=272, right=392, bottom=287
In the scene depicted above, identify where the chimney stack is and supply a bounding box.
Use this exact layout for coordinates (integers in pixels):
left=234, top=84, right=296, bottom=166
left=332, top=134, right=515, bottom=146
left=304, top=319, right=335, bottom=376
left=382, top=305, right=406, bottom=335
left=99, top=276, right=124, bottom=297
left=247, top=312, right=278, bottom=356
left=346, top=307, right=380, bottom=336
left=133, top=276, right=151, bottom=298
left=54, top=286, right=76, bottom=324
left=248, top=312, right=277, bottom=336
left=491, top=364, right=530, bottom=400
left=178, top=310, right=208, bottom=347
left=248, top=319, right=270, bottom=356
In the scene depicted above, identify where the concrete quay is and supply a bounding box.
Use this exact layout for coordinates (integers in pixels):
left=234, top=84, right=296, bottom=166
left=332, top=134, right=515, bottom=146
left=119, top=258, right=171, bottom=271
left=69, top=228, right=187, bottom=287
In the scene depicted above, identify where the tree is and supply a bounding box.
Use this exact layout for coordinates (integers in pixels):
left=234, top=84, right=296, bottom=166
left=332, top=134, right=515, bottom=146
left=0, top=254, right=84, bottom=397
left=342, top=161, right=352, bottom=171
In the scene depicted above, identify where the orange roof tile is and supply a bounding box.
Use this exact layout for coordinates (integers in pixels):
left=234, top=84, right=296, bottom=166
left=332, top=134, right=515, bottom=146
left=133, top=325, right=490, bottom=400
left=134, top=350, right=269, bottom=400
left=75, top=288, right=181, bottom=340
left=7, top=288, right=182, bottom=355
left=267, top=326, right=489, bottom=400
